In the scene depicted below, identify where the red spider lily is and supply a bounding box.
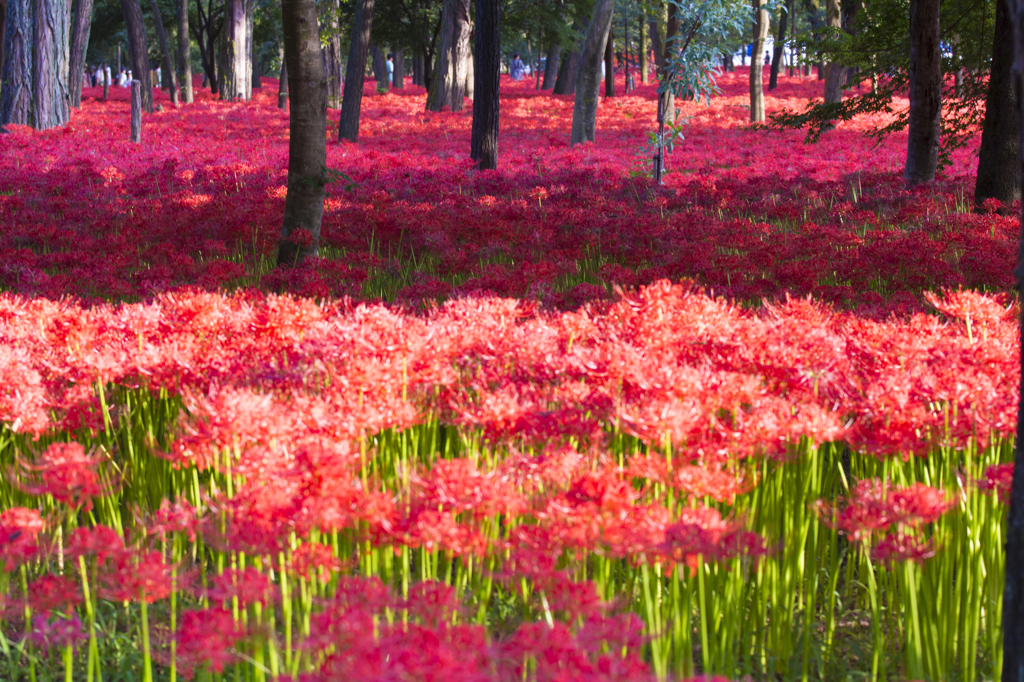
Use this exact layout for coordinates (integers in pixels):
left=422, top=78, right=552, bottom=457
left=287, top=541, right=343, bottom=581
left=657, top=505, right=767, bottom=575
left=64, top=525, right=125, bottom=563
left=206, top=567, right=276, bottom=606
left=174, top=608, right=244, bottom=675
left=404, top=581, right=461, bottom=626
left=28, top=613, right=87, bottom=657
left=144, top=498, right=199, bottom=542
left=871, top=532, right=936, bottom=564
left=26, top=574, right=83, bottom=613
left=13, top=441, right=109, bottom=512
left=815, top=479, right=956, bottom=541
left=979, top=463, right=1013, bottom=504
left=0, top=507, right=44, bottom=570
left=97, top=550, right=174, bottom=603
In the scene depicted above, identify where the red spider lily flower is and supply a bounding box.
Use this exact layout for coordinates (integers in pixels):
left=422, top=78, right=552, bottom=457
left=64, top=525, right=125, bottom=563
left=658, top=505, right=767, bottom=575
left=13, top=442, right=109, bottom=512
left=28, top=613, right=87, bottom=658
left=979, top=463, right=1013, bottom=504
left=97, top=550, right=173, bottom=603
left=871, top=532, right=937, bottom=564
left=0, top=507, right=44, bottom=570
left=146, top=498, right=198, bottom=542
left=207, top=567, right=276, bottom=607
left=404, top=581, right=460, bottom=627
left=174, top=608, right=244, bottom=675
left=27, top=574, right=83, bottom=613
left=287, top=542, right=343, bottom=581
left=815, top=479, right=956, bottom=542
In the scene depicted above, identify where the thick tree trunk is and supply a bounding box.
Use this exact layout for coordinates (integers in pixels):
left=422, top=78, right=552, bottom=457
left=603, top=26, right=614, bottom=97
left=370, top=43, right=388, bottom=91
left=463, top=41, right=473, bottom=99
left=470, top=0, right=498, bottom=169
left=68, top=0, right=92, bottom=107
left=823, top=0, right=843, bottom=105
left=177, top=0, right=193, bottom=102
left=121, top=0, right=153, bottom=112
left=1, top=0, right=31, bottom=126
left=975, top=0, right=1019, bottom=209
left=393, top=47, right=404, bottom=88
left=34, top=0, right=71, bottom=130
left=904, top=0, right=940, bottom=185
left=222, top=0, right=252, bottom=100
left=337, top=0, right=373, bottom=141
left=749, top=0, right=768, bottom=123
left=639, top=7, right=648, bottom=83
left=569, top=0, right=614, bottom=145
left=426, top=0, right=470, bottom=112
left=541, top=42, right=559, bottom=89
left=552, top=48, right=579, bottom=95
left=1006, top=2, right=1024, bottom=680
left=277, top=0, right=327, bottom=267
left=278, top=49, right=288, bottom=108
left=0, top=0, right=6, bottom=87
left=412, top=52, right=422, bottom=85
left=149, top=0, right=179, bottom=104
left=649, top=16, right=663, bottom=73
left=768, top=0, right=790, bottom=90
left=322, top=0, right=341, bottom=107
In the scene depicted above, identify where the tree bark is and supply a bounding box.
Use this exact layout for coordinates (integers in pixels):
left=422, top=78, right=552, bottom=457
left=603, top=24, right=614, bottom=98
left=823, top=0, right=843, bottom=105
left=68, top=0, right=92, bottom=107
left=149, top=0, right=179, bottom=104
left=121, top=0, right=153, bottom=112
left=975, top=0, right=1019, bottom=209
left=541, top=42, right=559, bottom=89
left=470, top=0, right=498, bottom=169
left=0, top=0, right=6, bottom=87
left=277, top=0, right=327, bottom=267
left=639, top=5, right=648, bottom=83
left=278, top=49, right=288, bottom=108
left=1006, top=2, right=1024, bottom=680
left=177, top=0, right=192, bottom=102
left=769, top=0, right=790, bottom=90
left=904, top=0, right=940, bottom=185
left=34, top=0, right=71, bottom=130
left=412, top=52, right=422, bottom=85
left=222, top=0, right=252, bottom=100
left=463, top=39, right=473, bottom=99
left=749, top=0, right=768, bottom=123
left=569, top=0, right=614, bottom=145
left=337, top=0, right=373, bottom=142
left=322, top=0, right=341, bottom=107
left=426, top=0, right=470, bottom=112
left=1, top=0, right=31, bottom=126
left=661, top=1, right=678, bottom=124
left=370, top=43, right=388, bottom=91
left=393, top=47, right=404, bottom=88
left=130, top=78, right=141, bottom=141
left=194, top=0, right=220, bottom=94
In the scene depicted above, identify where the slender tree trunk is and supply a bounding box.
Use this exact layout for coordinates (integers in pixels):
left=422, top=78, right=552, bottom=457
left=649, top=16, right=663, bottom=74
left=823, top=0, right=843, bottom=105
left=149, top=0, right=179, bottom=104
left=470, top=0, right=498, bottom=169
left=463, top=37, right=473, bottom=99
left=541, top=42, right=559, bottom=88
left=393, top=47, right=404, bottom=88
left=570, top=0, right=614, bottom=145
left=277, top=0, right=327, bottom=267
left=975, top=0, right=1019, bottom=209
left=768, top=0, right=790, bottom=90
left=34, top=0, right=71, bottom=130
left=370, top=43, right=388, bottom=91
left=0, top=0, right=6, bottom=86
left=904, top=0, right=940, bottom=185
left=121, top=0, right=153, bottom=112
left=661, top=1, right=678, bottom=123
left=322, top=0, right=341, bottom=107
left=337, top=0, right=373, bottom=142
left=749, top=0, right=768, bottom=122
left=178, top=0, right=193, bottom=102
left=222, top=0, right=252, bottom=100
left=412, top=52, right=422, bottom=85
left=1006, top=1, right=1024, bottom=679
left=639, top=5, right=648, bottom=84
left=278, top=49, right=288, bottom=108
left=1, top=0, right=31, bottom=126
left=68, top=0, right=92, bottom=107
left=426, top=0, right=470, bottom=112
left=603, top=24, right=614, bottom=97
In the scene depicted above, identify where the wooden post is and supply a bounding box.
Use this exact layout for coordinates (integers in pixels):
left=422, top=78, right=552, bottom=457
left=103, top=67, right=110, bottom=100
left=117, top=45, right=122, bottom=74
left=130, top=80, right=142, bottom=142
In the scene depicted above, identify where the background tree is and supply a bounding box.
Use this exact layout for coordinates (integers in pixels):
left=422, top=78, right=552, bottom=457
left=277, top=0, right=327, bottom=266
left=569, top=0, right=614, bottom=145
left=903, top=0, right=940, bottom=185
left=34, top=0, right=72, bottom=129
left=768, top=0, right=790, bottom=89
left=338, top=0, right=373, bottom=141
left=222, top=0, right=254, bottom=100
left=120, top=0, right=152, bottom=111
left=1, top=0, right=31, bottom=126
left=177, top=0, right=192, bottom=101
left=426, top=0, right=470, bottom=112
left=149, top=0, right=179, bottom=103
left=974, top=0, right=1018, bottom=209
left=193, top=0, right=223, bottom=94
left=69, top=0, right=94, bottom=107
left=321, top=0, right=341, bottom=107
left=471, top=0, right=499, bottom=169
left=749, top=0, right=768, bottom=122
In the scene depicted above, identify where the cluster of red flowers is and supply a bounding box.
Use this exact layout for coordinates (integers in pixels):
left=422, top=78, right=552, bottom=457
left=0, top=72, right=1010, bottom=312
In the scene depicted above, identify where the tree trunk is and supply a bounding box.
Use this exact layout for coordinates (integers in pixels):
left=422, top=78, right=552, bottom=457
left=463, top=40, right=473, bottom=99
left=322, top=0, right=341, bottom=107
left=904, top=0, right=940, bottom=185
left=975, top=0, right=1019, bottom=209
left=648, top=16, right=663, bottom=73
left=470, top=0, right=498, bottom=169
left=569, top=0, right=614, bottom=145
left=149, top=0, right=179, bottom=104
left=639, top=5, right=648, bottom=83
left=222, top=0, right=252, bottom=100
left=552, top=48, right=579, bottom=94
left=194, top=0, right=220, bottom=95
left=178, top=0, right=192, bottom=102
left=749, top=0, right=768, bottom=122
left=1006, top=1, right=1024, bottom=679
left=34, top=0, right=71, bottom=130
left=823, top=0, right=843, bottom=105
left=661, top=1, right=678, bottom=123
left=541, top=41, right=559, bottom=89
left=1, top=0, right=31, bottom=126
left=277, top=0, right=327, bottom=267
left=393, top=47, right=404, bottom=88
left=68, top=0, right=92, bottom=107
left=412, top=52, right=422, bottom=85
left=768, top=0, right=790, bottom=90
left=0, top=0, right=6, bottom=87
left=370, top=43, right=388, bottom=91
left=603, top=25, right=614, bottom=97
left=278, top=49, right=288, bottom=108
left=130, top=78, right=141, bottom=141
left=337, top=0, right=373, bottom=142
left=425, top=0, right=470, bottom=112
left=121, top=0, right=153, bottom=112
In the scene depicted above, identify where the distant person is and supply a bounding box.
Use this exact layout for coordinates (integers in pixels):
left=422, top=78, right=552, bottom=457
left=155, top=66, right=162, bottom=88
left=126, top=70, right=133, bottom=86
left=105, top=64, right=112, bottom=87
left=764, top=51, right=770, bottom=65
left=93, top=65, right=104, bottom=87
left=510, top=53, right=525, bottom=81
left=386, top=53, right=394, bottom=84
left=117, top=69, right=127, bottom=87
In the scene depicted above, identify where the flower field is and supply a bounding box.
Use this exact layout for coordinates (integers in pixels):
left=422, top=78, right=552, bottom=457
left=0, top=70, right=1017, bottom=681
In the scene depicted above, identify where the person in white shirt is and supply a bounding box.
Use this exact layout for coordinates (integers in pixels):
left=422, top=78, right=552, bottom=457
left=94, top=65, right=105, bottom=87
left=105, top=65, right=112, bottom=87
left=386, top=54, right=394, bottom=84
left=155, top=66, right=162, bottom=88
